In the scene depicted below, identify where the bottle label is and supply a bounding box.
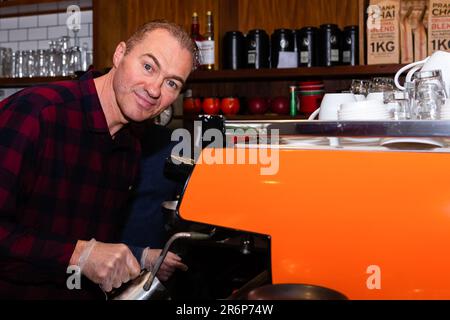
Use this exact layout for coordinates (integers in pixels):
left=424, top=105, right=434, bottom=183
left=248, top=50, right=256, bottom=64
left=201, top=40, right=215, bottom=65
left=195, top=40, right=205, bottom=65
left=300, top=51, right=310, bottom=63
left=331, top=49, right=339, bottom=62
left=343, top=51, right=351, bottom=63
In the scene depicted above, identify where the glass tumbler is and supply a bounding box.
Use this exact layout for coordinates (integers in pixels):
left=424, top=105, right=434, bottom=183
left=350, top=79, right=370, bottom=96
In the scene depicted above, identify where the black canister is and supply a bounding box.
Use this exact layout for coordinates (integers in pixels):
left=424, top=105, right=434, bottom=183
left=342, top=25, right=359, bottom=66
left=270, top=28, right=294, bottom=68
left=319, top=24, right=341, bottom=67
left=246, top=29, right=270, bottom=69
left=297, top=26, right=319, bottom=67
left=223, top=31, right=246, bottom=70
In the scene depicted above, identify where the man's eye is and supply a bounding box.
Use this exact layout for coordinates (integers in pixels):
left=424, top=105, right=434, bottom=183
left=144, top=63, right=153, bottom=72
left=166, top=80, right=179, bottom=90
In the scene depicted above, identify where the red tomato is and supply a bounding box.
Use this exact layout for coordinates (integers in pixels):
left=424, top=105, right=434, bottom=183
left=194, top=98, right=202, bottom=113
left=220, top=97, right=240, bottom=115
left=270, top=96, right=290, bottom=115
left=202, top=97, right=220, bottom=115
left=183, top=97, right=202, bottom=114
left=247, top=97, right=269, bottom=114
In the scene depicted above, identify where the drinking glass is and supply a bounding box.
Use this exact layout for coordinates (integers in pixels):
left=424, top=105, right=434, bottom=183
left=413, top=69, right=447, bottom=105
left=415, top=83, right=442, bottom=120
left=70, top=46, right=82, bottom=74
left=350, top=79, right=370, bottom=96
left=369, top=77, right=395, bottom=93
left=15, top=51, right=25, bottom=78
left=37, top=49, right=48, bottom=77
left=26, top=50, right=36, bottom=78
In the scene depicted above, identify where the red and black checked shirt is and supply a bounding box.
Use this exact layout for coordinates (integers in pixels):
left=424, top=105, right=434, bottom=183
left=0, top=71, right=141, bottom=299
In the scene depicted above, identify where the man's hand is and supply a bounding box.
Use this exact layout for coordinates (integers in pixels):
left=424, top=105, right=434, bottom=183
left=70, top=240, right=141, bottom=292
left=144, top=249, right=188, bottom=282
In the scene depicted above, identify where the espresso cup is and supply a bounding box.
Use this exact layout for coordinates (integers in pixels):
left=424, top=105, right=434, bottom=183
left=309, top=93, right=356, bottom=120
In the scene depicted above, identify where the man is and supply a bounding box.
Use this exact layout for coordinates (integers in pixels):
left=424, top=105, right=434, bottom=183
left=0, top=20, right=196, bottom=299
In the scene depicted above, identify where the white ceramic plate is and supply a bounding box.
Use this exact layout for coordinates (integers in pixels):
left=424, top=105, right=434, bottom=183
left=342, top=137, right=381, bottom=144
left=380, top=137, right=445, bottom=149
left=280, top=137, right=328, bottom=146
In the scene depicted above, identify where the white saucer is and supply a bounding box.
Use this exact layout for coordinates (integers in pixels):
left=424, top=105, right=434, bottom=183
left=380, top=137, right=445, bottom=149
left=280, top=137, right=328, bottom=146
left=342, top=137, right=380, bottom=144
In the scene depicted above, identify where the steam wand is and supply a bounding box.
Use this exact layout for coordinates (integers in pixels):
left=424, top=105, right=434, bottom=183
left=143, top=231, right=214, bottom=291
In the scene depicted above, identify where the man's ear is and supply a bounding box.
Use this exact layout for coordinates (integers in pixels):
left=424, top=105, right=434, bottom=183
left=112, top=42, right=127, bottom=68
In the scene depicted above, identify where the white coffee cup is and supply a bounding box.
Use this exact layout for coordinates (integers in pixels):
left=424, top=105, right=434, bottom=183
left=308, top=93, right=357, bottom=120
left=394, top=50, right=450, bottom=95
left=366, top=92, right=385, bottom=102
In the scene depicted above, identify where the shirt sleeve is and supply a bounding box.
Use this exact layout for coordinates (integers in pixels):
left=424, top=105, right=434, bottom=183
left=127, top=245, right=145, bottom=267
left=0, top=94, right=76, bottom=285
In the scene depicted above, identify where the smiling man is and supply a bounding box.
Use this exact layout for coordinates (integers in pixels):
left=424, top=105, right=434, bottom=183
left=0, top=20, right=197, bottom=299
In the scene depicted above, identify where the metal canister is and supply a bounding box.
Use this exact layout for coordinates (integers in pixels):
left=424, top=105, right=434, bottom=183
left=246, top=29, right=270, bottom=69
left=297, top=27, right=319, bottom=67
left=319, top=24, right=341, bottom=67
left=342, top=25, right=359, bottom=66
left=223, top=31, right=246, bottom=70
left=270, top=29, right=294, bottom=68
left=289, top=86, right=297, bottom=116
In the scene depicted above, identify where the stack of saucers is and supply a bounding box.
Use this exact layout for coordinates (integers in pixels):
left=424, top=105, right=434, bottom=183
left=338, top=100, right=391, bottom=120
left=440, top=99, right=450, bottom=120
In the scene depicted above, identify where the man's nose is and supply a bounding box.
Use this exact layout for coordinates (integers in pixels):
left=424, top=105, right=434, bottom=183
left=144, top=77, right=162, bottom=99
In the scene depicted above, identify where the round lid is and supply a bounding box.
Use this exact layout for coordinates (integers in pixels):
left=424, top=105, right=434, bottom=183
left=344, top=25, right=359, bottom=31
left=273, top=28, right=293, bottom=33
left=320, top=23, right=339, bottom=29
left=248, top=29, right=268, bottom=35
left=298, top=26, right=319, bottom=32
left=224, top=30, right=244, bottom=37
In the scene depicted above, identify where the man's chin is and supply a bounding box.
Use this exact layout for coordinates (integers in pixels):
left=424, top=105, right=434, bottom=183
left=124, top=109, right=158, bottom=123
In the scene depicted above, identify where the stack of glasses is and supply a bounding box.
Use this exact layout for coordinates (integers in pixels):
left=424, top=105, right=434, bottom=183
left=388, top=70, right=448, bottom=120
left=0, top=36, right=93, bottom=79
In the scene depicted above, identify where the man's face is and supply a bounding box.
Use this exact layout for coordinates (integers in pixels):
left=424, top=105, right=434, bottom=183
left=112, top=29, right=193, bottom=123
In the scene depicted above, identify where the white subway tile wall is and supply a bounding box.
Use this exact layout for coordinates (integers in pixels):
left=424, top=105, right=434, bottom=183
left=1, top=17, right=19, bottom=30
left=0, top=31, right=7, bottom=42
left=28, top=27, right=48, bottom=41
left=9, top=29, right=27, bottom=42
left=0, top=10, right=93, bottom=52
left=19, top=40, right=38, bottom=51
left=38, top=14, right=58, bottom=27
left=18, top=16, right=38, bottom=28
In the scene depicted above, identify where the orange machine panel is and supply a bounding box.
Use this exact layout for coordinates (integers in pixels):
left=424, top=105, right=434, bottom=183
left=179, top=147, right=450, bottom=299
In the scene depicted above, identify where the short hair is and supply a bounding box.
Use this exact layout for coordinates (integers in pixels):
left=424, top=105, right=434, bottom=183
left=125, top=19, right=200, bottom=70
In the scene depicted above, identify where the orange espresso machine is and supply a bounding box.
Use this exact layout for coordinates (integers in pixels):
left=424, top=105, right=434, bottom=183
left=175, top=118, right=450, bottom=299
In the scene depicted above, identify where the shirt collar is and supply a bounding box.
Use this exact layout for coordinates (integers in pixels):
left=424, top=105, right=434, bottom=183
left=79, top=70, right=110, bottom=133
left=78, top=71, right=138, bottom=151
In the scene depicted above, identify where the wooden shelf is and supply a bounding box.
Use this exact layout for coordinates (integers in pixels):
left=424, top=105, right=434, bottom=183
left=188, top=64, right=406, bottom=83
left=0, top=76, right=75, bottom=87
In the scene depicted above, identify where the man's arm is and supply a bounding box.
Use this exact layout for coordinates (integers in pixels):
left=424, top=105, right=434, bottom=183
left=0, top=96, right=77, bottom=284
left=0, top=94, right=141, bottom=290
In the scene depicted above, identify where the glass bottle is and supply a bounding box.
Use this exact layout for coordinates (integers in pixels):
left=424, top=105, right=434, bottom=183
left=190, top=12, right=204, bottom=67
left=202, top=11, right=215, bottom=70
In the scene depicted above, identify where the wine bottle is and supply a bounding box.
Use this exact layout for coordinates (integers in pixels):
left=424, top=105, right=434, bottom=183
left=202, top=11, right=215, bottom=70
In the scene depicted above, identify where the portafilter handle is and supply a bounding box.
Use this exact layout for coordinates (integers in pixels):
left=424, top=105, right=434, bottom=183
left=143, top=231, right=213, bottom=291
